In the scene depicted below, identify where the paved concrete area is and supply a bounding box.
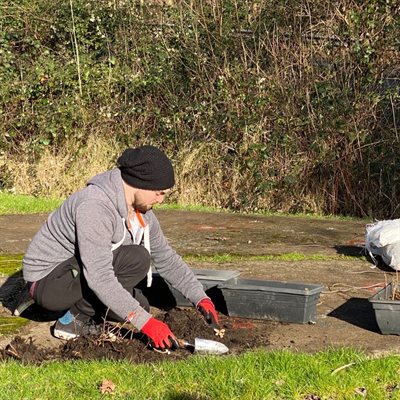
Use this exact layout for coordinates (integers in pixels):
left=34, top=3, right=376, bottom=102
left=1, top=210, right=399, bottom=353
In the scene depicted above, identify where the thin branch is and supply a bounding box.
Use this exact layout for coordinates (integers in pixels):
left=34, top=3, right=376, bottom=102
left=69, top=0, right=82, bottom=98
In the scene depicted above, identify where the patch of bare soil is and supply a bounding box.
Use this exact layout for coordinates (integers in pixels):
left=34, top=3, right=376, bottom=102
left=0, top=308, right=274, bottom=364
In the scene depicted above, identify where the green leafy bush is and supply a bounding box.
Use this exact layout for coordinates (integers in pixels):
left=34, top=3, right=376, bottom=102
left=0, top=0, right=399, bottom=217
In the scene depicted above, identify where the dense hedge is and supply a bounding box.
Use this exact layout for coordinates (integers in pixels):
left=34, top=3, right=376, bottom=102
left=0, top=0, right=399, bottom=217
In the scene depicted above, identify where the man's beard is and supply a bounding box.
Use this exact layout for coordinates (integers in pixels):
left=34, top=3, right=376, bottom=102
left=134, top=203, right=152, bottom=213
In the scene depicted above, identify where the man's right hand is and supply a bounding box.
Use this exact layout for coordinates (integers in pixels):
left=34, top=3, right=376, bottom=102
left=140, top=317, right=176, bottom=349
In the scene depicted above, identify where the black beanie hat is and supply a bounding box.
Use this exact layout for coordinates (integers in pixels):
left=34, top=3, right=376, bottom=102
left=117, top=145, right=175, bottom=190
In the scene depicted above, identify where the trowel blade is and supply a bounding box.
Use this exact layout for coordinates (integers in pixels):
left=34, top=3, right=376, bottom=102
left=194, top=338, right=229, bottom=355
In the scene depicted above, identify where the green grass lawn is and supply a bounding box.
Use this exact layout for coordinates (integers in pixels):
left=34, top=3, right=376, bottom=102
left=0, top=191, right=366, bottom=221
left=0, top=254, right=23, bottom=276
left=0, top=192, right=63, bottom=215
left=0, top=253, right=362, bottom=280
left=0, top=349, right=399, bottom=399
left=184, top=252, right=365, bottom=262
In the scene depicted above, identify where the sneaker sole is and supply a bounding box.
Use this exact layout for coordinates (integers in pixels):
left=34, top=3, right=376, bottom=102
left=53, top=328, right=78, bottom=340
left=53, top=325, right=117, bottom=341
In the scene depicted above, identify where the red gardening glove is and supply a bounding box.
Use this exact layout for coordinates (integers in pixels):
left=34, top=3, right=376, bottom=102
left=140, top=317, right=176, bottom=349
left=197, top=298, right=219, bottom=327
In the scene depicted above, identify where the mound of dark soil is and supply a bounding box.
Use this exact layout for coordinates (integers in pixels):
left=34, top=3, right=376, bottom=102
left=0, top=308, right=275, bottom=364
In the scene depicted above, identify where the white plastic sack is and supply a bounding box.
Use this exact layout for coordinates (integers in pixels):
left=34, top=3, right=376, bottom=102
left=365, top=219, right=400, bottom=271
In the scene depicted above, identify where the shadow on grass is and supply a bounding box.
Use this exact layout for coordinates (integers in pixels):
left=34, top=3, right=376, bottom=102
left=0, top=271, right=62, bottom=322
left=334, top=245, right=399, bottom=274
left=334, top=244, right=365, bottom=257
left=167, top=393, right=211, bottom=400
left=138, top=276, right=229, bottom=315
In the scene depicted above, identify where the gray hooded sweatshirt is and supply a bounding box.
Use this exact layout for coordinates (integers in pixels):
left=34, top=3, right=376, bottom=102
left=23, top=168, right=207, bottom=330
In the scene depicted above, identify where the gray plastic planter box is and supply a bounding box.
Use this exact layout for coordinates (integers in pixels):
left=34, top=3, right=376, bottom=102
left=369, top=283, right=400, bottom=335
left=141, top=269, right=240, bottom=309
left=168, top=269, right=241, bottom=307
left=218, top=278, right=324, bottom=323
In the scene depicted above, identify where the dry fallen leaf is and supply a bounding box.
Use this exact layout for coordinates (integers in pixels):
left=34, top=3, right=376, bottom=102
left=99, top=379, right=116, bottom=394
left=354, top=387, right=367, bottom=397
left=214, top=328, right=226, bottom=338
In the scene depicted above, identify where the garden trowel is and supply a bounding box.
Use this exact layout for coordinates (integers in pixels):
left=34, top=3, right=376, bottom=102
left=176, top=337, right=229, bottom=355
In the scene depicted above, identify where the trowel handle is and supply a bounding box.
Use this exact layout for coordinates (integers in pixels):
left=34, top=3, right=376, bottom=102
left=176, top=338, right=194, bottom=349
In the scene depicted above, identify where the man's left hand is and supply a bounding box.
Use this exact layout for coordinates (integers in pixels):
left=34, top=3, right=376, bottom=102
left=197, top=298, right=219, bottom=327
